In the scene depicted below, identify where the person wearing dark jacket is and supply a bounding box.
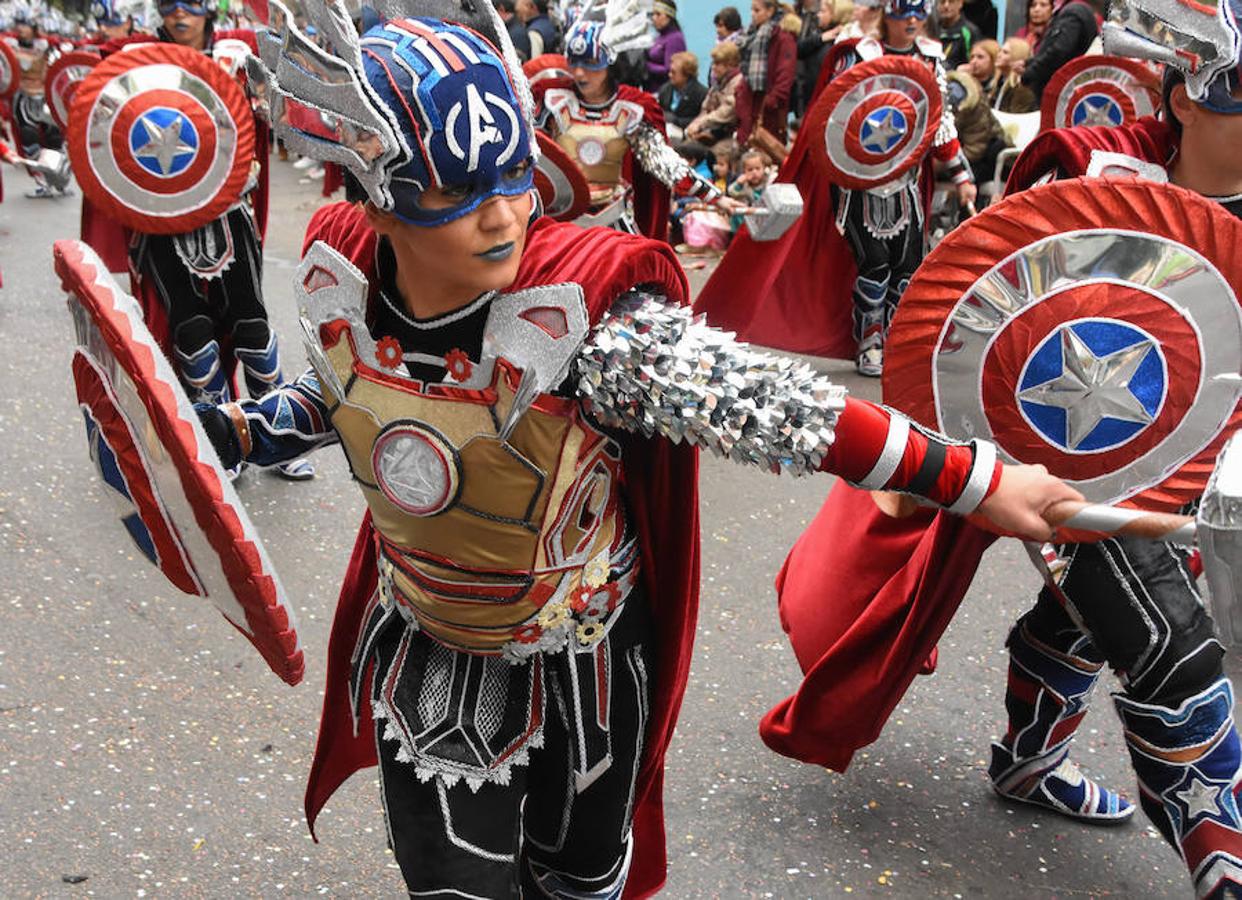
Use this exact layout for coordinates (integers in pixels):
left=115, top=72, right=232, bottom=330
left=1017, top=0, right=1097, bottom=104
left=936, top=0, right=981, bottom=69
left=494, top=0, right=532, bottom=60
left=657, top=52, right=709, bottom=137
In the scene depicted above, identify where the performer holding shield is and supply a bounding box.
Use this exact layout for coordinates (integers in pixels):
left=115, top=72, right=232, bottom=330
left=69, top=0, right=313, bottom=480
left=5, top=8, right=65, bottom=197
left=55, top=1, right=1084, bottom=895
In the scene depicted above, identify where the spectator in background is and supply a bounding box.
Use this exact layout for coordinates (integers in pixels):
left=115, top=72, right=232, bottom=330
left=494, top=0, right=532, bottom=61
left=680, top=40, right=744, bottom=162
left=991, top=37, right=1035, bottom=111
left=1015, top=0, right=1052, bottom=53
left=517, top=0, right=559, bottom=57
left=837, top=0, right=883, bottom=41
left=646, top=0, right=688, bottom=91
left=795, top=0, right=849, bottom=117
left=959, top=37, right=999, bottom=96
left=722, top=148, right=774, bottom=230
left=714, top=6, right=745, bottom=43
left=1016, top=0, right=1097, bottom=104
left=736, top=0, right=797, bottom=144
left=963, top=0, right=997, bottom=39
left=946, top=69, right=1008, bottom=186
left=658, top=52, right=708, bottom=139
left=937, top=0, right=982, bottom=70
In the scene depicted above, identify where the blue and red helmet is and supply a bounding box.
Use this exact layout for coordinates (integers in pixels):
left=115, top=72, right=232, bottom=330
left=883, top=0, right=929, bottom=20
left=356, top=18, right=535, bottom=225
left=564, top=19, right=610, bottom=70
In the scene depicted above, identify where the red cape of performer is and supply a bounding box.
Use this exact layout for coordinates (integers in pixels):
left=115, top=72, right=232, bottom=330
left=757, top=116, right=1179, bottom=771
left=692, top=39, right=930, bottom=358
left=300, top=202, right=700, bottom=900
left=532, top=76, right=673, bottom=242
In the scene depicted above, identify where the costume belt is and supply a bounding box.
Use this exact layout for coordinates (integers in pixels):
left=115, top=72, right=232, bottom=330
left=377, top=536, right=641, bottom=661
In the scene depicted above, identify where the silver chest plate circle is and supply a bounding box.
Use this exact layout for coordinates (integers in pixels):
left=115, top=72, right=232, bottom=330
left=371, top=423, right=461, bottom=516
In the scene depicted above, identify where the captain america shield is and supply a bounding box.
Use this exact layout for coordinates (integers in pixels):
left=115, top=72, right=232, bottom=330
left=884, top=178, right=1242, bottom=512
left=805, top=55, right=941, bottom=191
left=45, top=50, right=99, bottom=132
left=1040, top=56, right=1160, bottom=133
left=0, top=39, right=17, bottom=101
left=534, top=129, right=590, bottom=221
left=67, top=42, right=254, bottom=235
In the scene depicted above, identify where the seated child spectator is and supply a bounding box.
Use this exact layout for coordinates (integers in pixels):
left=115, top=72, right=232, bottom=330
left=677, top=153, right=735, bottom=252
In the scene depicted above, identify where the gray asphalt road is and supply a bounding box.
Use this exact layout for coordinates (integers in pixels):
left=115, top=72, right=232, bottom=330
left=0, top=162, right=1198, bottom=898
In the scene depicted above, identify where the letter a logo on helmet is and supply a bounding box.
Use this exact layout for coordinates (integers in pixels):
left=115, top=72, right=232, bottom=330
left=445, top=82, right=520, bottom=172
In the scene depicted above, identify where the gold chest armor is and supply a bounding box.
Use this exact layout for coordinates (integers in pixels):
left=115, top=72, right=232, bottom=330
left=298, top=245, right=633, bottom=658
left=14, top=42, right=47, bottom=95
left=545, top=89, right=645, bottom=207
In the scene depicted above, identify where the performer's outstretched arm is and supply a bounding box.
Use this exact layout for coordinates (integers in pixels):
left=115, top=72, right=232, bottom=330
left=579, top=292, right=1077, bottom=535
left=197, top=367, right=337, bottom=469
left=628, top=122, right=723, bottom=202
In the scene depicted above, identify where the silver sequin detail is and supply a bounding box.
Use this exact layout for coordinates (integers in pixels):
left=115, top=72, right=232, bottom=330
left=576, top=293, right=847, bottom=475
left=628, top=122, right=721, bottom=200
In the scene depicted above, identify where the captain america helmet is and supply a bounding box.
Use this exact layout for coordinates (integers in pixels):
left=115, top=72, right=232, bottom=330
left=1105, top=0, right=1242, bottom=113
left=92, top=0, right=126, bottom=26
left=565, top=19, right=610, bottom=70
left=357, top=18, right=534, bottom=225
left=883, top=0, right=929, bottom=20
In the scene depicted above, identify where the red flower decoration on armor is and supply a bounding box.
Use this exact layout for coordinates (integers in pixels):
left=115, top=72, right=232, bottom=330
left=376, top=336, right=403, bottom=369
left=444, top=348, right=473, bottom=382
left=514, top=622, right=543, bottom=644
left=582, top=584, right=622, bottom=620
left=570, top=586, right=594, bottom=614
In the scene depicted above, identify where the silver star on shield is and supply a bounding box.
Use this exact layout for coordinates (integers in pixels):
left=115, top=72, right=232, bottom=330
left=1017, top=326, right=1156, bottom=450
left=861, top=108, right=905, bottom=153
left=133, top=113, right=196, bottom=176
left=1077, top=96, right=1120, bottom=127
left=1175, top=777, right=1224, bottom=823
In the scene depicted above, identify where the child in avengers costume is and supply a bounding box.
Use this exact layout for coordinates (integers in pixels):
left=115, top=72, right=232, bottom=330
left=534, top=19, right=721, bottom=241
left=829, top=0, right=975, bottom=376
left=83, top=0, right=312, bottom=479
left=191, top=5, right=1079, bottom=896
left=978, top=3, right=1242, bottom=893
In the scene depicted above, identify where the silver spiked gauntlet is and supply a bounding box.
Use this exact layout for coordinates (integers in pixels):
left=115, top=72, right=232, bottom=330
left=576, top=293, right=847, bottom=475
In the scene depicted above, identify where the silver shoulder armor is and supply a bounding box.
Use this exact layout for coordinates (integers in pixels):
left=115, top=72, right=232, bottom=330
left=629, top=121, right=699, bottom=192
left=577, top=293, right=847, bottom=475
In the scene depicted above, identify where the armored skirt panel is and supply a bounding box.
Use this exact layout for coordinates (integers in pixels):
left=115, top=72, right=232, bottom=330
left=317, top=322, right=631, bottom=658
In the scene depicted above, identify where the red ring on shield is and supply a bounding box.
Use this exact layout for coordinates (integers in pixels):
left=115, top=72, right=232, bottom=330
left=843, top=91, right=917, bottom=164
left=1040, top=56, right=1160, bottom=133
left=978, top=283, right=1201, bottom=480
left=109, top=88, right=219, bottom=195
left=804, top=54, right=942, bottom=191
left=67, top=43, right=254, bottom=235
left=45, top=50, right=99, bottom=132
left=883, top=178, right=1242, bottom=513
left=0, top=40, right=17, bottom=101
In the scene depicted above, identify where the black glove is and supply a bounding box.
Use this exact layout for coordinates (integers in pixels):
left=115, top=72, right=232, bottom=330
left=194, top=402, right=242, bottom=470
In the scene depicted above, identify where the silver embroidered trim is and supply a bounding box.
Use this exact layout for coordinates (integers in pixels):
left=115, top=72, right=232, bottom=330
left=577, top=294, right=847, bottom=475
left=628, top=122, right=716, bottom=197
left=932, top=56, right=958, bottom=147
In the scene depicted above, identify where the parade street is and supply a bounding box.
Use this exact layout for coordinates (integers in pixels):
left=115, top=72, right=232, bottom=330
left=0, top=163, right=1205, bottom=899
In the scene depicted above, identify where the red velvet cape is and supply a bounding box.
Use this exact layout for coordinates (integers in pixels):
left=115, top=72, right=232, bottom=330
left=692, top=40, right=933, bottom=359
left=532, top=78, right=673, bottom=243
left=757, top=117, right=1180, bottom=770
left=300, top=202, right=700, bottom=900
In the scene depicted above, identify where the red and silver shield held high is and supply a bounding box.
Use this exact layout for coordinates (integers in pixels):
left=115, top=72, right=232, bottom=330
left=67, top=42, right=255, bottom=235
left=45, top=50, right=99, bottom=132
left=55, top=239, right=304, bottom=686
left=0, top=39, right=17, bottom=101
left=1040, top=55, right=1161, bottom=133
left=804, top=55, right=941, bottom=191
left=884, top=178, right=1242, bottom=513
left=534, top=130, right=590, bottom=221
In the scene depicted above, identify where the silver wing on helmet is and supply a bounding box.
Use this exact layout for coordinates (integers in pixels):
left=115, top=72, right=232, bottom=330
left=1103, top=0, right=1242, bottom=100
left=248, top=0, right=538, bottom=213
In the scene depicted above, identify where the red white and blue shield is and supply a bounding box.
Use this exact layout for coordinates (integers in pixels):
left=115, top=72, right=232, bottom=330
left=56, top=239, right=304, bottom=685
left=0, top=39, right=17, bottom=101
left=884, top=178, right=1242, bottom=512
left=67, top=42, right=255, bottom=235
left=1040, top=56, right=1161, bottom=133
left=45, top=49, right=99, bottom=132
left=804, top=55, right=941, bottom=191
left=534, top=129, right=590, bottom=221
